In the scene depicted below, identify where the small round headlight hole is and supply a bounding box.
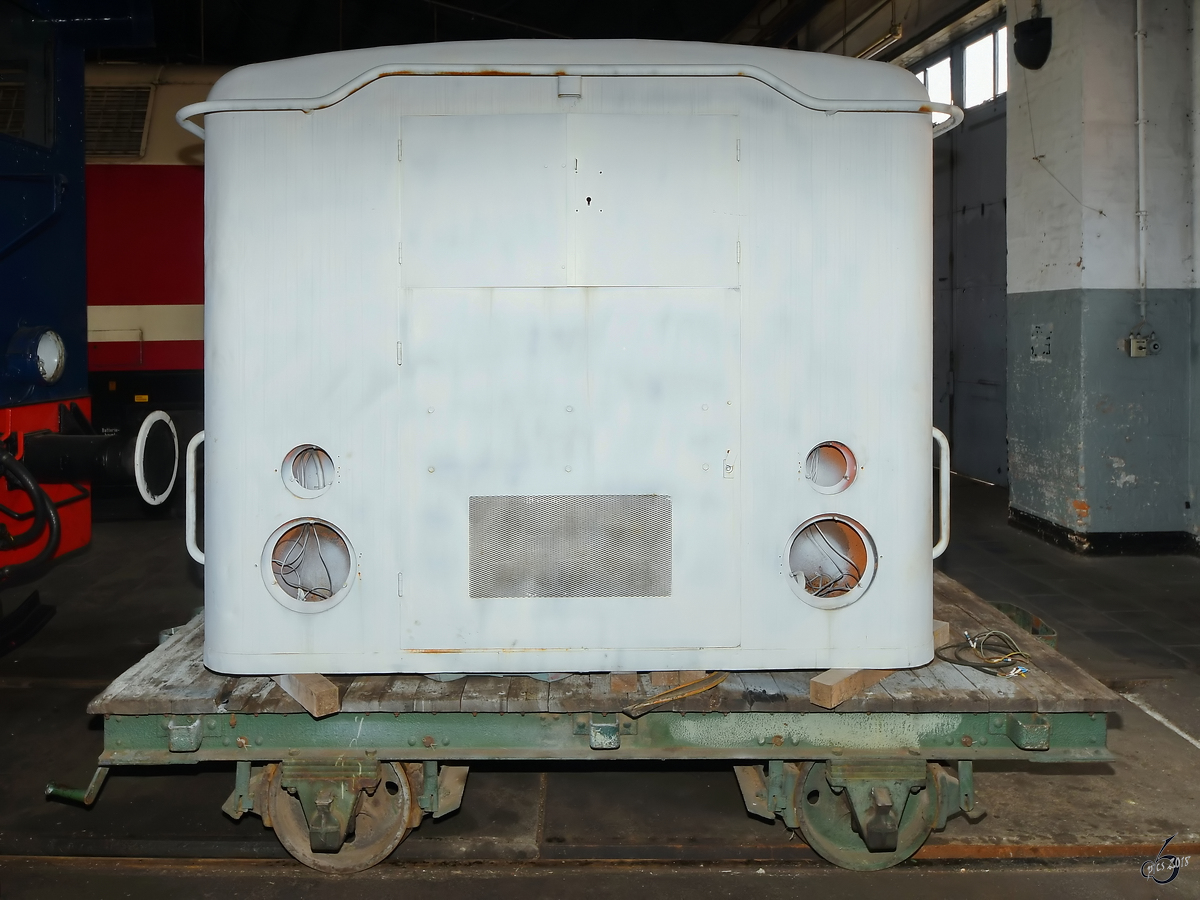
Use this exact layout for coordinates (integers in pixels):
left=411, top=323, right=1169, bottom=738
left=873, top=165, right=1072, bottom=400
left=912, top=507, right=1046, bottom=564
left=261, top=519, right=356, bottom=613
left=786, top=515, right=877, bottom=609
left=282, top=445, right=336, bottom=498
left=804, top=442, right=857, bottom=494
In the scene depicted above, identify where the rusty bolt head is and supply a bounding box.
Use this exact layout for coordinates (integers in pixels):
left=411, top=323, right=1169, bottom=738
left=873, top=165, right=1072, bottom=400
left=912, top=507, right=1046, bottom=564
left=961, top=734, right=973, bottom=747
left=236, top=736, right=249, bottom=749
left=771, top=735, right=784, bottom=747
left=422, top=735, right=436, bottom=748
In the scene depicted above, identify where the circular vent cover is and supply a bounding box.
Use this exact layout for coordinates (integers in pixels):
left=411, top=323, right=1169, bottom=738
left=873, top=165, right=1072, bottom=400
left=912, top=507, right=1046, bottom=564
left=786, top=515, right=877, bottom=609
left=261, top=519, right=357, bottom=613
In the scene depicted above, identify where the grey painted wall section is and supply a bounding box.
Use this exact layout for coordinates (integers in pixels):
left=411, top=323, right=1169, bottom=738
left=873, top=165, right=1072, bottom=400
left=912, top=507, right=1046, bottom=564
left=1008, top=288, right=1192, bottom=533
left=1007, top=290, right=1084, bottom=529
left=1005, top=0, right=1197, bottom=541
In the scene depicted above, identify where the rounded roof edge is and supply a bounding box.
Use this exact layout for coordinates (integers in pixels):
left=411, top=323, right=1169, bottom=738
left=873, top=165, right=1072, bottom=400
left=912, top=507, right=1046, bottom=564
left=208, top=39, right=926, bottom=106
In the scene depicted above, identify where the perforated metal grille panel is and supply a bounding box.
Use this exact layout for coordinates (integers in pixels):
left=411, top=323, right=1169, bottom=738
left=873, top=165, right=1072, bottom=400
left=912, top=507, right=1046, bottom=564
left=85, top=86, right=151, bottom=156
left=469, top=495, right=671, bottom=598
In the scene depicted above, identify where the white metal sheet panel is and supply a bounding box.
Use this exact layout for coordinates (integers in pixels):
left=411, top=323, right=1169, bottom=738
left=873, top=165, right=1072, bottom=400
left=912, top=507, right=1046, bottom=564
left=400, top=113, right=738, bottom=288
left=400, top=114, right=568, bottom=287
left=568, top=115, right=739, bottom=287
left=396, top=287, right=740, bottom=653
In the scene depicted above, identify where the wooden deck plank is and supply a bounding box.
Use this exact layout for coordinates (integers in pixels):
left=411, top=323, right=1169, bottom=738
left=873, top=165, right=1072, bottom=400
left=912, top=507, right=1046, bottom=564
left=414, top=676, right=467, bottom=713
left=933, top=585, right=1044, bottom=711
left=766, top=671, right=824, bottom=713
left=502, top=675, right=550, bottom=714
left=827, top=674, right=895, bottom=713
left=732, top=672, right=792, bottom=711
left=935, top=651, right=1037, bottom=712
left=910, top=660, right=991, bottom=713
left=341, top=675, right=398, bottom=712
left=225, top=676, right=297, bottom=714
left=878, top=668, right=944, bottom=713
left=459, top=676, right=510, bottom=715
left=547, top=674, right=597, bottom=713
left=710, top=672, right=753, bottom=712
left=88, top=575, right=1119, bottom=717
left=934, top=573, right=1119, bottom=712
left=234, top=679, right=304, bottom=715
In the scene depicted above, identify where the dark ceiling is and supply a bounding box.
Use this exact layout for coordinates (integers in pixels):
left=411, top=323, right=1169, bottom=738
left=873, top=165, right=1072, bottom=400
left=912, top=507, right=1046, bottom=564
left=104, top=0, right=768, bottom=67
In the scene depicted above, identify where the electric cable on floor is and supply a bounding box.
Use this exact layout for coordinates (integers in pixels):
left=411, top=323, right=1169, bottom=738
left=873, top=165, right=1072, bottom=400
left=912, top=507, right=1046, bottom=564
left=936, top=629, right=1031, bottom=677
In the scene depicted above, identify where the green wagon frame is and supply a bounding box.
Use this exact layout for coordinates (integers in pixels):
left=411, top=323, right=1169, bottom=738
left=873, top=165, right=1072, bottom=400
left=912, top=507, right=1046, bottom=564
left=51, top=574, right=1118, bottom=872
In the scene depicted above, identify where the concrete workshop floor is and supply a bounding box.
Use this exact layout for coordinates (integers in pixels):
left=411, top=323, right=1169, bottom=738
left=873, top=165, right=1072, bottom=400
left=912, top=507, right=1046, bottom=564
left=1, top=476, right=1198, bottom=899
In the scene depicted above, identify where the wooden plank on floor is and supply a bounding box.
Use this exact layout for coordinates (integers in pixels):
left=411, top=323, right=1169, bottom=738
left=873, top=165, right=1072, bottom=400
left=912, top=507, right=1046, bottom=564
left=934, top=585, right=1042, bottom=712
left=87, top=573, right=1117, bottom=720
left=503, top=675, right=550, bottom=714
left=547, top=674, right=596, bottom=713
left=934, top=572, right=1120, bottom=712
left=89, top=620, right=245, bottom=716
left=340, top=675, right=397, bottom=713
left=226, top=676, right=303, bottom=715
left=734, top=672, right=791, bottom=711
left=767, top=671, right=820, bottom=712
left=408, top=675, right=467, bottom=713
left=915, top=660, right=991, bottom=713
left=459, top=676, right=510, bottom=714
left=878, top=668, right=946, bottom=713
left=233, top=677, right=303, bottom=715
left=709, top=672, right=753, bottom=712
left=670, top=671, right=728, bottom=713
left=586, top=673, right=629, bottom=713
left=947, top=659, right=1037, bottom=712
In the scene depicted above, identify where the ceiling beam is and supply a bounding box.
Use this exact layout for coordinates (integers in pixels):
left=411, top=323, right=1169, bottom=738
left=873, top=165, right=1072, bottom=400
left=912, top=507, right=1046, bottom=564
left=722, top=0, right=830, bottom=47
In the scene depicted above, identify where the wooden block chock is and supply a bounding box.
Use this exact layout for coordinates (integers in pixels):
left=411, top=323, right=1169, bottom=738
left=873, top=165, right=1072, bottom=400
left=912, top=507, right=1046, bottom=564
left=610, top=672, right=639, bottom=693
left=810, top=667, right=891, bottom=710
left=933, top=619, right=951, bottom=648
left=272, top=673, right=340, bottom=718
left=809, top=620, right=952, bottom=710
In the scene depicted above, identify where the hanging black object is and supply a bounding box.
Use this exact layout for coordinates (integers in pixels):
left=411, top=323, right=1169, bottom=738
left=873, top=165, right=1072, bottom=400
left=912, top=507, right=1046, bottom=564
left=1014, top=17, right=1053, bottom=69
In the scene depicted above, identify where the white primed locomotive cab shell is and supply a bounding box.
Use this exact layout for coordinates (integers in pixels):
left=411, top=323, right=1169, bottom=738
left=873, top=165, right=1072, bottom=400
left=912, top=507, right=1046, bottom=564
left=194, top=40, right=948, bottom=675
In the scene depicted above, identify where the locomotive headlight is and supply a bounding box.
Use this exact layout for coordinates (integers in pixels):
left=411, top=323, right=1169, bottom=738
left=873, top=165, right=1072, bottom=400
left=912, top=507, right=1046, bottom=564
left=35, top=331, right=66, bottom=383
left=36, top=333, right=66, bottom=386
left=5, top=327, right=66, bottom=385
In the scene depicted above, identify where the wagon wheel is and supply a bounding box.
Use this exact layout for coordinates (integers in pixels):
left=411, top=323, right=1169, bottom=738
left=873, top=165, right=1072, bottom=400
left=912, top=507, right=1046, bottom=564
left=793, top=761, right=939, bottom=871
left=267, top=762, right=415, bottom=874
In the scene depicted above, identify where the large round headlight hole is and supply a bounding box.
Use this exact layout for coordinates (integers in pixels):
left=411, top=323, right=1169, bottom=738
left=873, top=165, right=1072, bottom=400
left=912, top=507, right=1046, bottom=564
left=261, top=519, right=357, bottom=613
left=786, top=515, right=877, bottom=609
left=804, top=442, right=856, bottom=494
left=282, top=445, right=336, bottom=498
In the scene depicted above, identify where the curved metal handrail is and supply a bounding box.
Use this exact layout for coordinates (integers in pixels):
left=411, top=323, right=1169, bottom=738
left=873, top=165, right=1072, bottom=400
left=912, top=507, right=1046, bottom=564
left=176, top=62, right=964, bottom=139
